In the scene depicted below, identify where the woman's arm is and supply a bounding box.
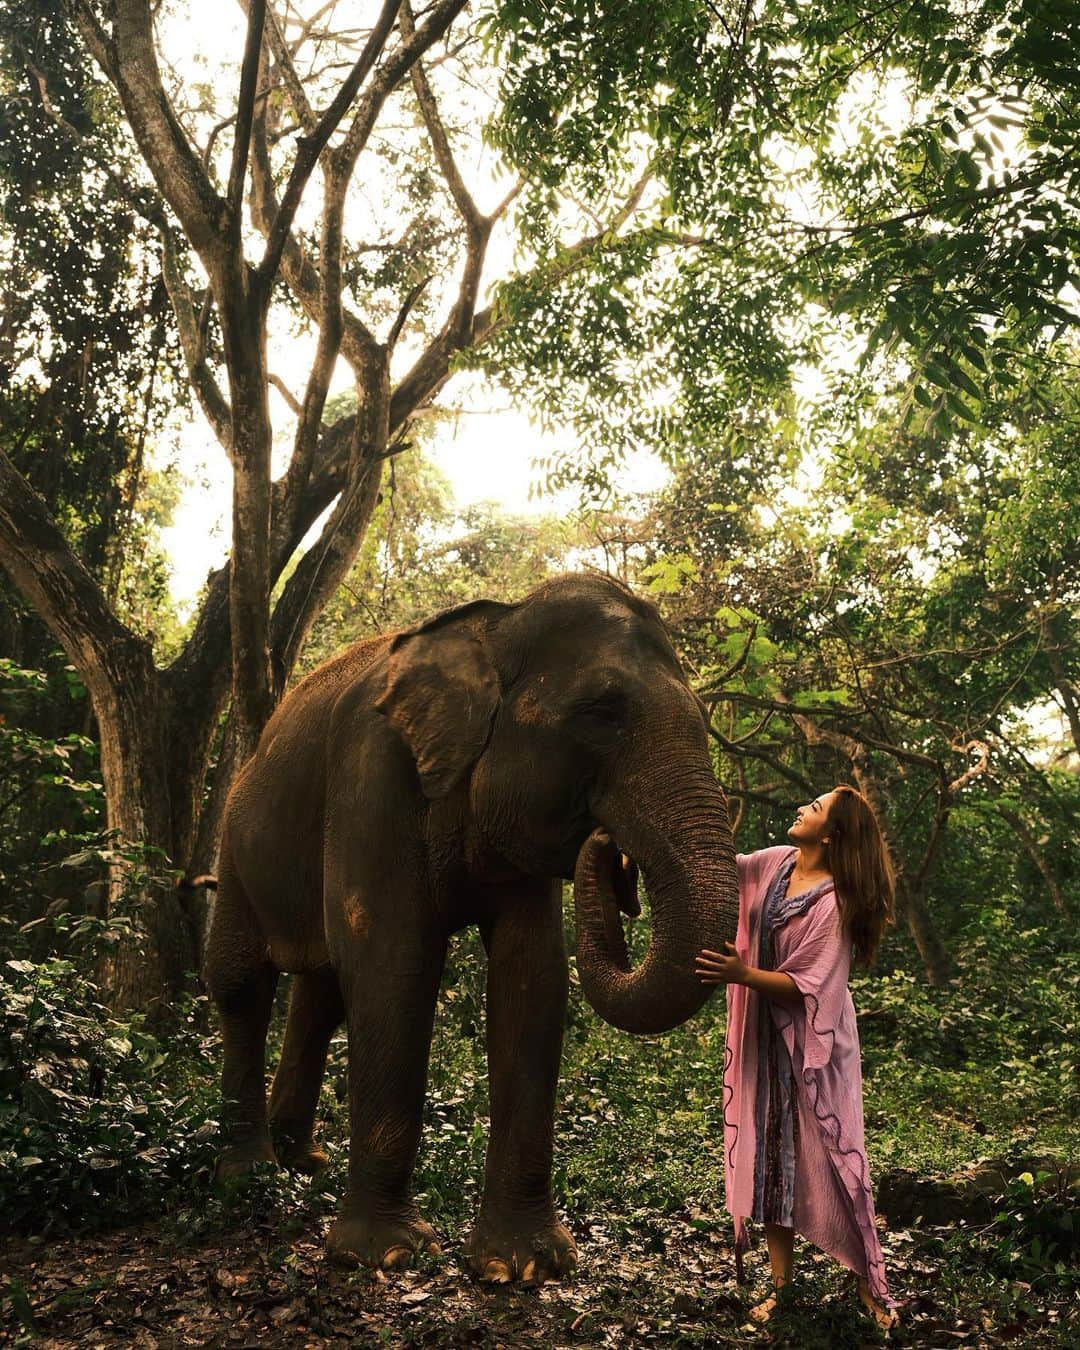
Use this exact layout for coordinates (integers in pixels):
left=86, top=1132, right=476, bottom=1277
left=695, top=944, right=804, bottom=1004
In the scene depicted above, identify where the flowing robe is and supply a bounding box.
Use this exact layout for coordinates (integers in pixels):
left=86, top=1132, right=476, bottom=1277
left=723, top=846, right=891, bottom=1304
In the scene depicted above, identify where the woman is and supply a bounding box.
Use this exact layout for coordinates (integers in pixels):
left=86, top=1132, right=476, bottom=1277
left=696, top=785, right=899, bottom=1330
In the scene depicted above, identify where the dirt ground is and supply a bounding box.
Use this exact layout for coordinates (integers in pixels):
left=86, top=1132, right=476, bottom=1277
left=2, top=1203, right=1077, bottom=1348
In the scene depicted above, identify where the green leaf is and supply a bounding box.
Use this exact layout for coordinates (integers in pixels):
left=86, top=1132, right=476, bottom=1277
left=960, top=343, right=987, bottom=372
left=951, top=366, right=983, bottom=401
left=945, top=389, right=979, bottom=423
left=924, top=361, right=951, bottom=388
left=956, top=150, right=980, bottom=186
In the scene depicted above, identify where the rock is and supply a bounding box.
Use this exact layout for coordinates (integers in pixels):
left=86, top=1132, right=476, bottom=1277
left=876, top=1155, right=1080, bottom=1226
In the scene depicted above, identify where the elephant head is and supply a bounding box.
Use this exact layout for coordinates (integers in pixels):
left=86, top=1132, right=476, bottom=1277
left=375, top=573, right=738, bottom=1034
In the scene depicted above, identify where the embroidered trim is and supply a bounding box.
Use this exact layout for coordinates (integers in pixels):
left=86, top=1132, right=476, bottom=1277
left=768, top=878, right=834, bottom=931
left=723, top=1040, right=739, bottom=1175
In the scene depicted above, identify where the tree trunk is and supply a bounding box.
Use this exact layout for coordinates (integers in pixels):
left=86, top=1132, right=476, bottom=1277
left=218, top=277, right=276, bottom=764
left=91, top=643, right=199, bottom=1012
left=0, top=449, right=203, bottom=1010
left=997, top=806, right=1067, bottom=915
left=1042, top=613, right=1080, bottom=759
left=894, top=874, right=953, bottom=987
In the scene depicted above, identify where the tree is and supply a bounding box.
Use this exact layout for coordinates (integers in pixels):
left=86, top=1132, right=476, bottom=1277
left=302, top=440, right=592, bottom=669
left=0, top=0, right=674, bottom=1008
left=638, top=348, right=1079, bottom=982
left=0, top=0, right=182, bottom=682
left=1, top=1, right=1075, bottom=1006
left=479, top=0, right=1079, bottom=488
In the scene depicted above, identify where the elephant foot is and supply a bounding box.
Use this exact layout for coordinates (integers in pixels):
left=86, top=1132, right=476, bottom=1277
left=271, top=1120, right=331, bottom=1175
left=214, top=1132, right=278, bottom=1182
left=326, top=1208, right=441, bottom=1270
left=467, top=1205, right=578, bottom=1286
left=280, top=1140, right=330, bottom=1175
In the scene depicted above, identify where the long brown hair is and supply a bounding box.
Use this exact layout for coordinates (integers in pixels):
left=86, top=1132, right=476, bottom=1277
left=822, top=785, right=895, bottom=967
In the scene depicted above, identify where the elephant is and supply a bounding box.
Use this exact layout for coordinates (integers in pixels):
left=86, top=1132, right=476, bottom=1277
left=203, top=571, right=738, bottom=1283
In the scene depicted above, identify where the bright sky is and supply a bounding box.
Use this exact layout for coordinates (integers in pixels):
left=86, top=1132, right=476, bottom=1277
left=161, top=385, right=669, bottom=609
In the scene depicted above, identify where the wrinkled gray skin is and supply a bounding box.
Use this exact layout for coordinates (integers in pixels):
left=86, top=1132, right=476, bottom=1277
left=205, top=573, right=738, bottom=1284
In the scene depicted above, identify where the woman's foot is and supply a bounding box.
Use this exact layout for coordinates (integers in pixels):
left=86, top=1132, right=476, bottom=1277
left=748, top=1276, right=786, bottom=1325
left=857, top=1278, right=899, bottom=1331
left=748, top=1292, right=777, bottom=1323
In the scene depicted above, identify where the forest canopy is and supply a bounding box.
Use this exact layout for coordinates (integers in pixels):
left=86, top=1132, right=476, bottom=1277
left=0, top=2, right=1077, bottom=1344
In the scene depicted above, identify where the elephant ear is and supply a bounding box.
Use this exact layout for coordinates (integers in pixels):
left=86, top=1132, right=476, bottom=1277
left=375, top=601, right=507, bottom=799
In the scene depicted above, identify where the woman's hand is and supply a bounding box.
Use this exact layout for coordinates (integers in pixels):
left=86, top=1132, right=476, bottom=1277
left=695, top=943, right=749, bottom=987
left=696, top=948, right=804, bottom=1003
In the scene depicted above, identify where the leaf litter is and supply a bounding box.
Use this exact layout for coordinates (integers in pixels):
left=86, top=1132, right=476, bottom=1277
left=3, top=1201, right=1076, bottom=1347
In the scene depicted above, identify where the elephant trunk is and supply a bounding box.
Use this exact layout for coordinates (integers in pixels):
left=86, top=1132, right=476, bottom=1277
left=573, top=759, right=738, bottom=1034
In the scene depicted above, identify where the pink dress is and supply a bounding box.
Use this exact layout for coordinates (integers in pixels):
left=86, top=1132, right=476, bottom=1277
left=723, top=846, right=891, bottom=1304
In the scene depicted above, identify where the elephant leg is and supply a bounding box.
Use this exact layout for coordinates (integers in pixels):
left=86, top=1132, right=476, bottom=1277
left=468, top=879, right=577, bottom=1285
left=268, top=967, right=344, bottom=1173
left=325, top=916, right=447, bottom=1270
left=204, top=863, right=279, bottom=1178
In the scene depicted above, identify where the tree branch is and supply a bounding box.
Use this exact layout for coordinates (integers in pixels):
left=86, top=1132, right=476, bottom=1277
left=912, top=788, right=951, bottom=895
left=334, top=0, right=466, bottom=177
left=259, top=0, right=404, bottom=284
left=276, top=171, right=350, bottom=537
left=249, top=64, right=377, bottom=372
left=947, top=740, right=990, bottom=796
left=84, top=0, right=229, bottom=269
left=722, top=781, right=792, bottom=812
left=997, top=806, right=1067, bottom=914
left=268, top=373, right=301, bottom=414
left=254, top=0, right=318, bottom=133
left=159, top=228, right=234, bottom=456
left=270, top=452, right=384, bottom=683
left=388, top=273, right=434, bottom=350
left=270, top=350, right=390, bottom=683
left=707, top=624, right=758, bottom=687
left=708, top=724, right=816, bottom=794
left=225, top=0, right=267, bottom=244
left=170, top=412, right=357, bottom=701
left=401, top=0, right=482, bottom=231
left=1039, top=610, right=1080, bottom=756
left=389, top=174, right=652, bottom=425
left=708, top=688, right=952, bottom=775
left=0, top=450, right=143, bottom=699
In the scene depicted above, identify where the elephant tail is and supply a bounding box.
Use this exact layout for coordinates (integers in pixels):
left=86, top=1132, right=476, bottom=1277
left=177, top=873, right=218, bottom=892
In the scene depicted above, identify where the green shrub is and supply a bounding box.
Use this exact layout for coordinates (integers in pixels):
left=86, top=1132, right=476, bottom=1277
left=851, top=888, right=1079, bottom=1173
left=984, top=1170, right=1079, bottom=1283
left=0, top=659, right=104, bottom=926
left=0, top=929, right=219, bottom=1235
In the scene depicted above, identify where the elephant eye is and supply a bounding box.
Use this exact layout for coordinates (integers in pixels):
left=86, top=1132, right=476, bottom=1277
left=572, top=688, right=626, bottom=724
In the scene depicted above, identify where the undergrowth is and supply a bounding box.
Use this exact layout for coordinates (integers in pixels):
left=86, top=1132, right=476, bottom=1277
left=1, top=879, right=1076, bottom=1350
left=2, top=894, right=1076, bottom=1253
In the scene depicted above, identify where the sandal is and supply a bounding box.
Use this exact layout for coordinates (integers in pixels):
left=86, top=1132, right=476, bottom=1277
left=856, top=1280, right=899, bottom=1331
left=748, top=1293, right=777, bottom=1324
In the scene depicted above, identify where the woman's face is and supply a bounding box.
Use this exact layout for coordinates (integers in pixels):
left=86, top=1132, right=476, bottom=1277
left=788, top=791, right=839, bottom=847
